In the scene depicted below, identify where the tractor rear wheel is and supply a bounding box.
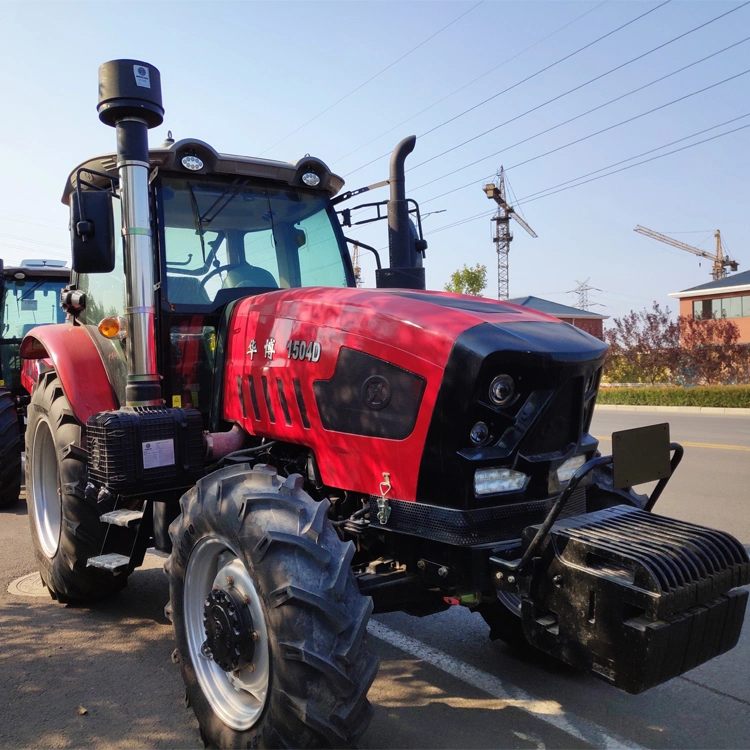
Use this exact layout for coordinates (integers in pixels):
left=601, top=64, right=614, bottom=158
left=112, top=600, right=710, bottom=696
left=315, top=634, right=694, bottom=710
left=26, top=371, right=129, bottom=602
left=167, top=463, right=379, bottom=749
left=0, top=387, right=21, bottom=508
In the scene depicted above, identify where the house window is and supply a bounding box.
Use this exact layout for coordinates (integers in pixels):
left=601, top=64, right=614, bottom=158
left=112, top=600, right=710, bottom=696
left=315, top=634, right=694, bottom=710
left=693, top=295, right=749, bottom=319
left=726, top=297, right=743, bottom=318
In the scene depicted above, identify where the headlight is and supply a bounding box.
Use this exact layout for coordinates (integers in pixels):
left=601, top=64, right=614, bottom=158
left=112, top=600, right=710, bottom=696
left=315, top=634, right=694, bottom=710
left=489, top=374, right=514, bottom=407
left=556, top=454, right=586, bottom=484
left=181, top=155, right=204, bottom=171
left=474, top=467, right=527, bottom=495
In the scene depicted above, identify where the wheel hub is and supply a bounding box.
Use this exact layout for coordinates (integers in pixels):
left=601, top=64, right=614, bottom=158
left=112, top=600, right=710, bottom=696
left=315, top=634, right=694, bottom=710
left=202, top=587, right=256, bottom=672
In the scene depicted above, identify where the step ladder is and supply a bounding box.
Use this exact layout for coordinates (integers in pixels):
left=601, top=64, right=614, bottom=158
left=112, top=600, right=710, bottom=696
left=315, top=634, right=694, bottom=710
left=87, top=503, right=148, bottom=574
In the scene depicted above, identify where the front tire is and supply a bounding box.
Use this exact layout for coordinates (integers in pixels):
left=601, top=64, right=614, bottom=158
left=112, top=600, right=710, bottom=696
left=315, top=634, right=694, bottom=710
left=0, top=387, right=21, bottom=508
left=167, top=463, right=379, bottom=749
left=26, top=370, right=129, bottom=602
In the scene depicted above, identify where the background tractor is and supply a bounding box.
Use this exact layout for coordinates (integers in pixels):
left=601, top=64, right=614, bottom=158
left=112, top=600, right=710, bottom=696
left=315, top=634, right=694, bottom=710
left=0, top=259, right=68, bottom=507
left=20, top=60, right=749, bottom=749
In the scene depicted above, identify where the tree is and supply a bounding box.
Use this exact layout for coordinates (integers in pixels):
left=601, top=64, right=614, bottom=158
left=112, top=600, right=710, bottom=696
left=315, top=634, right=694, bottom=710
left=678, top=315, right=744, bottom=385
left=603, top=302, right=680, bottom=385
left=445, top=264, right=487, bottom=296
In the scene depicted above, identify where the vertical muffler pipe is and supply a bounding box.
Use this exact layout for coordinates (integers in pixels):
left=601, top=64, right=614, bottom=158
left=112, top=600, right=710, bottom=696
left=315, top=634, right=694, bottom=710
left=376, top=135, right=426, bottom=290
left=97, top=60, right=163, bottom=406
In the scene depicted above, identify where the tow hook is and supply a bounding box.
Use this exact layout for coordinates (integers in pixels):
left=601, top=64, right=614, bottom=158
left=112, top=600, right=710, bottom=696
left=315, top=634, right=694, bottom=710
left=377, top=472, right=392, bottom=524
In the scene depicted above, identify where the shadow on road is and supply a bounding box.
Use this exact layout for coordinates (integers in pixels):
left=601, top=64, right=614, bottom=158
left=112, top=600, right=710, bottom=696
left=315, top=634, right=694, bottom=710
left=0, top=564, right=200, bottom=748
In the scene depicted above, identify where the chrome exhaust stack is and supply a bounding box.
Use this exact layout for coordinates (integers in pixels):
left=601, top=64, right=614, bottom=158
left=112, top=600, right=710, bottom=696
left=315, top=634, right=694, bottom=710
left=97, top=60, right=164, bottom=406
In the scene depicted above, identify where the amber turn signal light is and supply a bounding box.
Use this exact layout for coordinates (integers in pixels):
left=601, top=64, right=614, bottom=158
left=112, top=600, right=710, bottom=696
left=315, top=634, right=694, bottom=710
left=98, top=316, right=127, bottom=339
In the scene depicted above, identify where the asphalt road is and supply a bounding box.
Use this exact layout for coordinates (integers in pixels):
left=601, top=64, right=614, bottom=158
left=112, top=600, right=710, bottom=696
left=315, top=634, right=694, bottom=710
left=1, top=407, right=749, bottom=749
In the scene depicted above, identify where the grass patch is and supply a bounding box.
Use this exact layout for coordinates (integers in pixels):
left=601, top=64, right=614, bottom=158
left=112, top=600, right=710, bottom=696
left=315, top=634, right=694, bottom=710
left=597, top=386, right=750, bottom=408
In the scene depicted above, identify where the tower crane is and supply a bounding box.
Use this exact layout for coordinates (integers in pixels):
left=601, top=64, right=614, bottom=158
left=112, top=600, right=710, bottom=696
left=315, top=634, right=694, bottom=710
left=634, top=225, right=739, bottom=281
left=350, top=243, right=363, bottom=287
left=484, top=167, right=537, bottom=300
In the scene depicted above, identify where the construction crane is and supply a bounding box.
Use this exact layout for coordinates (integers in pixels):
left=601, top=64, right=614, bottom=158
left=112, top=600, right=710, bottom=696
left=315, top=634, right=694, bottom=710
left=349, top=243, right=363, bottom=287
left=484, top=167, right=537, bottom=300
left=634, top=225, right=739, bottom=281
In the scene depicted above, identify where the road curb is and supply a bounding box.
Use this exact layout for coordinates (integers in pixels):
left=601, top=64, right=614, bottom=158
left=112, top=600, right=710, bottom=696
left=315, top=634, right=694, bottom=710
left=596, top=404, right=750, bottom=416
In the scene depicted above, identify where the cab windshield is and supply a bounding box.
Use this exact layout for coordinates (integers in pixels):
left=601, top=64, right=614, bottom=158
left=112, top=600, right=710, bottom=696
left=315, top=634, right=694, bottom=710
left=159, top=176, right=350, bottom=307
left=1, top=278, right=67, bottom=340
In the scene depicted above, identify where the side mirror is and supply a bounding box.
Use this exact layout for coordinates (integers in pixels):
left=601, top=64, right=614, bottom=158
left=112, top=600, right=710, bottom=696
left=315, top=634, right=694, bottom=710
left=408, top=218, right=427, bottom=264
left=70, top=190, right=115, bottom=273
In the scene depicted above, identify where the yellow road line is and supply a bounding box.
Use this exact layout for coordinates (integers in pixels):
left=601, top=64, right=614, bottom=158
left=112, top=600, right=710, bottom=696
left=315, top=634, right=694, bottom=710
left=594, top=436, right=750, bottom=453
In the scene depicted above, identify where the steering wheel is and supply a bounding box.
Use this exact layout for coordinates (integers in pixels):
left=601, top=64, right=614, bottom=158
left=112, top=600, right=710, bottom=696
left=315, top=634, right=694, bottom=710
left=199, top=264, right=236, bottom=293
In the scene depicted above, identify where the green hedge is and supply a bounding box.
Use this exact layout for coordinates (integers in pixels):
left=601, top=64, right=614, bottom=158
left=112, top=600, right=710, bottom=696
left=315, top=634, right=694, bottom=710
left=597, top=386, right=750, bottom=408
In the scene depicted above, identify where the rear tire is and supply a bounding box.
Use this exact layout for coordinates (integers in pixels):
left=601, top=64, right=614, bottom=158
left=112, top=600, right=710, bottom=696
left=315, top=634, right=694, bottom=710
left=167, top=463, right=379, bottom=749
left=0, top=387, right=21, bottom=508
left=26, top=370, right=129, bottom=602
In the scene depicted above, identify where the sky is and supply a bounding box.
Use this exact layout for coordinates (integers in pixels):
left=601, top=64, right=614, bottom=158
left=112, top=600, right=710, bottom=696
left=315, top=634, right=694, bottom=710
left=1, top=0, right=748, bottom=322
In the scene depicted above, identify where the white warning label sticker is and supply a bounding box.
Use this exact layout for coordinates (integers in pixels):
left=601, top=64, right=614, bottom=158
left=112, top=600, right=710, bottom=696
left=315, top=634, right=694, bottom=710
left=133, top=64, right=151, bottom=88
left=142, top=438, right=175, bottom=469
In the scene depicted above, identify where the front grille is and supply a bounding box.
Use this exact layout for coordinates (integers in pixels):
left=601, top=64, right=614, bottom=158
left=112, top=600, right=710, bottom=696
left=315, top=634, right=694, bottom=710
left=557, top=486, right=587, bottom=519
left=370, top=496, right=563, bottom=546
left=520, top=377, right=581, bottom=455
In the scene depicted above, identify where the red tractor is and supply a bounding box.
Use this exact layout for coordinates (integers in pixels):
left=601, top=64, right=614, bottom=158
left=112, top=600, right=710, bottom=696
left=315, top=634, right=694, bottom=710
left=22, top=60, right=748, bottom=749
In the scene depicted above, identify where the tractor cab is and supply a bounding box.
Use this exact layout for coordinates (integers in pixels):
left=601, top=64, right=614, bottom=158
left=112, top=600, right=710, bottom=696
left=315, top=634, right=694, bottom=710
left=61, top=140, right=355, bottom=416
left=0, top=260, right=68, bottom=395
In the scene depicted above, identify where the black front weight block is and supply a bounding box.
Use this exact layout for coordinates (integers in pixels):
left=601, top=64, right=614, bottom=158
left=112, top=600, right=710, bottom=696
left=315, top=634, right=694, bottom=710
left=490, top=424, right=749, bottom=694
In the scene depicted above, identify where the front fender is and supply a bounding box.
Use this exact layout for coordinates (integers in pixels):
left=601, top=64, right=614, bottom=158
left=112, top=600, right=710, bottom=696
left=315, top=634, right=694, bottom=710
left=21, top=324, right=117, bottom=424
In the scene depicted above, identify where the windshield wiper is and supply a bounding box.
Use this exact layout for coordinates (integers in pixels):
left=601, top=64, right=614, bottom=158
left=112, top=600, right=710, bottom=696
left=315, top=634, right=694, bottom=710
left=199, top=178, right=250, bottom=226
left=188, top=185, right=207, bottom=263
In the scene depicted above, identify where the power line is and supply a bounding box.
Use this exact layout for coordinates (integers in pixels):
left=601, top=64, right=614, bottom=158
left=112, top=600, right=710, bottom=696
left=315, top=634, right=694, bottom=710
left=408, top=2, right=750, bottom=174
left=421, top=65, right=750, bottom=206
left=424, top=118, right=750, bottom=237
left=258, top=1, right=485, bottom=156
left=410, top=31, right=750, bottom=197
left=0, top=211, right=67, bottom=230
left=0, top=232, right=69, bottom=250
left=0, top=244, right=70, bottom=259
left=515, top=121, right=750, bottom=207
left=515, top=112, right=750, bottom=202
left=507, top=69, right=750, bottom=172
left=332, top=0, right=608, bottom=166
left=345, top=0, right=672, bottom=177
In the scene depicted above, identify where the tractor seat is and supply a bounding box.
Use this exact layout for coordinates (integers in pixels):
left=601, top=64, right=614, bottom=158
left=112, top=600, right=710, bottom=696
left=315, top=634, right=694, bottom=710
left=166, top=275, right=211, bottom=305
left=222, top=265, right=278, bottom=289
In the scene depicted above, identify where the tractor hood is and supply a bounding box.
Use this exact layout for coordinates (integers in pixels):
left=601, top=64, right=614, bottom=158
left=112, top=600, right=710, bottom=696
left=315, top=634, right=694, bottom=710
left=223, top=287, right=608, bottom=505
